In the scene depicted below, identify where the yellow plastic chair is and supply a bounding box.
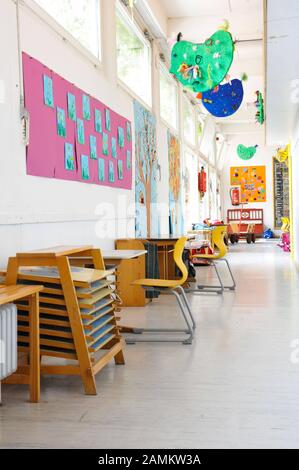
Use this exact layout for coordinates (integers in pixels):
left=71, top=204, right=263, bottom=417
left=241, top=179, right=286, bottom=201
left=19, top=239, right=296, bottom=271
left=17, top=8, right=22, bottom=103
left=191, top=225, right=236, bottom=294
left=127, top=237, right=196, bottom=345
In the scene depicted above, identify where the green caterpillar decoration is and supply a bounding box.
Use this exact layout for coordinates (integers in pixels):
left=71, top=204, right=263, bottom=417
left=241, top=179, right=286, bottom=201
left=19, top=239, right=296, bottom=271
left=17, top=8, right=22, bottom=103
left=170, top=29, right=234, bottom=93
left=237, top=144, right=258, bottom=160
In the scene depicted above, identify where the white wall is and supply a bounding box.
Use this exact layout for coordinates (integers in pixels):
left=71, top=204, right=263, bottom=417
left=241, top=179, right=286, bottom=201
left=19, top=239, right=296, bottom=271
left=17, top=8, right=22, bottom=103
left=221, top=133, right=276, bottom=231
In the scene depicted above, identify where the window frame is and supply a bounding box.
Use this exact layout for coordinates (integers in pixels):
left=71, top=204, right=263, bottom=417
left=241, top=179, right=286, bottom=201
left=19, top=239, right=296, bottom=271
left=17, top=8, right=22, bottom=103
left=182, top=94, right=196, bottom=149
left=24, top=0, right=103, bottom=66
left=159, top=62, right=179, bottom=132
left=115, top=0, right=152, bottom=108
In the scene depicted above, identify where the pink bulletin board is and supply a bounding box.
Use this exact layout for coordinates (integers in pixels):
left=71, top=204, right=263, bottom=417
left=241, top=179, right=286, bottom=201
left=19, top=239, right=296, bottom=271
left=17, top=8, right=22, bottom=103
left=22, top=53, right=132, bottom=190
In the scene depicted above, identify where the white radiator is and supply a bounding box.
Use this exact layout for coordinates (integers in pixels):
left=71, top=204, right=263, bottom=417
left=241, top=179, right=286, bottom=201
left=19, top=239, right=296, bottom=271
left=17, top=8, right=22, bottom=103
left=0, top=304, right=18, bottom=402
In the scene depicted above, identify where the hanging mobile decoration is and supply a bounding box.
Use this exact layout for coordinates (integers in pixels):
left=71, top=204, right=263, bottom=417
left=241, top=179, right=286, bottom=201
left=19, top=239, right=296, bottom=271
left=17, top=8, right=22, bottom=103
left=275, top=144, right=290, bottom=166
left=255, top=91, right=264, bottom=124
left=237, top=144, right=258, bottom=160
left=169, top=23, right=234, bottom=93
left=199, top=74, right=246, bottom=118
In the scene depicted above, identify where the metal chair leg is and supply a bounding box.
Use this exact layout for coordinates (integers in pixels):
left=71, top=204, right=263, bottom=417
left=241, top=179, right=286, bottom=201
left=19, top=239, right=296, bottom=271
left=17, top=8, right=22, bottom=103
left=125, top=289, right=193, bottom=345
left=218, top=258, right=236, bottom=290
left=176, top=286, right=196, bottom=330
left=194, top=260, right=224, bottom=294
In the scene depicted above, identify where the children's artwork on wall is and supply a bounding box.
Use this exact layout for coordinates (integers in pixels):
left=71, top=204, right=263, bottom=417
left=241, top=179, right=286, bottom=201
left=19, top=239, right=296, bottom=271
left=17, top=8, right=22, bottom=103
left=168, top=131, right=184, bottom=235
left=65, top=143, right=75, bottom=171
left=57, top=107, right=66, bottom=137
left=81, top=155, right=90, bottom=180
left=95, top=109, right=102, bottom=133
left=67, top=92, right=76, bottom=121
left=77, top=118, right=85, bottom=144
left=118, top=126, right=125, bottom=148
left=169, top=29, right=234, bottom=93
left=237, top=144, right=258, bottom=160
left=118, top=160, right=123, bottom=180
left=82, top=94, right=91, bottom=120
left=89, top=135, right=97, bottom=160
left=201, top=79, right=244, bottom=118
left=126, top=122, right=132, bottom=142
left=98, top=158, right=105, bottom=182
left=105, top=109, right=111, bottom=131
left=111, top=137, right=117, bottom=159
left=134, top=100, right=159, bottom=238
left=23, top=53, right=132, bottom=189
left=109, top=161, right=115, bottom=183
left=126, top=150, right=131, bottom=169
left=102, top=133, right=109, bottom=156
left=230, top=165, right=266, bottom=203
left=43, top=75, right=54, bottom=108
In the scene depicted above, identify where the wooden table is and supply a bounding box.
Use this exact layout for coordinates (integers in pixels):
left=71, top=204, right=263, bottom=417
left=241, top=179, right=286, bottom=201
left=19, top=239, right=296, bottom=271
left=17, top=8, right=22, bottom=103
left=0, top=284, right=43, bottom=403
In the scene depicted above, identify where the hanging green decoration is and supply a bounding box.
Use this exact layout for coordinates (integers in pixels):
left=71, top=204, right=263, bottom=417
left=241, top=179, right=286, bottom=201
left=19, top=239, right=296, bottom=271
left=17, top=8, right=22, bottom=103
left=169, top=29, right=234, bottom=93
left=255, top=91, right=264, bottom=125
left=237, top=144, right=258, bottom=160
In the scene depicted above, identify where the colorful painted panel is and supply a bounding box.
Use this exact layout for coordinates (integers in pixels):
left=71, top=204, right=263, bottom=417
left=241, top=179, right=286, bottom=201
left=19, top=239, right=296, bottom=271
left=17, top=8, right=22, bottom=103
left=168, top=132, right=184, bottom=235
left=202, top=79, right=244, bottom=118
left=134, top=101, right=159, bottom=238
left=230, top=165, right=267, bottom=203
left=23, top=53, right=132, bottom=189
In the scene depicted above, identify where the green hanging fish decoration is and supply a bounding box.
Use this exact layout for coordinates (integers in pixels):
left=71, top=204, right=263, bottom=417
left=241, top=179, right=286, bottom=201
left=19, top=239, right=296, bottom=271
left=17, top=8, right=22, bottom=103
left=237, top=144, right=258, bottom=160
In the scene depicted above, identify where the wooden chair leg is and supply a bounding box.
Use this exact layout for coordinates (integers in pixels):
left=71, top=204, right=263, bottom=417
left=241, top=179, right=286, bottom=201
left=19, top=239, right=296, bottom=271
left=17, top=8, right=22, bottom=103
left=28, top=292, right=40, bottom=403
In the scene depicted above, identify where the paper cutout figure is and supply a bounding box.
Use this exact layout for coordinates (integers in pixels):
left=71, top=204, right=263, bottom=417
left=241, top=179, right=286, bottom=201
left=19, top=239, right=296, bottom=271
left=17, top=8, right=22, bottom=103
left=105, top=109, right=111, bottom=131
left=90, top=135, right=97, bottom=160
left=98, top=158, right=105, bottom=182
left=102, top=132, right=109, bottom=156
left=111, top=137, right=117, bottom=158
left=126, top=150, right=131, bottom=169
left=81, top=155, right=89, bottom=180
left=67, top=93, right=76, bottom=121
left=95, top=109, right=102, bottom=133
left=82, top=94, right=91, bottom=120
left=201, top=79, right=244, bottom=117
left=57, top=107, right=66, bottom=137
left=118, top=160, right=123, bottom=180
left=65, top=143, right=75, bottom=171
left=170, top=29, right=234, bottom=93
left=43, top=75, right=54, bottom=107
left=118, top=126, right=125, bottom=148
left=126, top=122, right=132, bottom=142
left=77, top=118, right=85, bottom=144
left=109, top=161, right=115, bottom=182
left=237, top=144, right=258, bottom=160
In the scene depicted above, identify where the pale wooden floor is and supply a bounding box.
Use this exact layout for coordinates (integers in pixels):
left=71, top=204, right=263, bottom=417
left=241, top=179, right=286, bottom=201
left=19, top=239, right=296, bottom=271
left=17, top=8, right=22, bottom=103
left=1, top=241, right=299, bottom=449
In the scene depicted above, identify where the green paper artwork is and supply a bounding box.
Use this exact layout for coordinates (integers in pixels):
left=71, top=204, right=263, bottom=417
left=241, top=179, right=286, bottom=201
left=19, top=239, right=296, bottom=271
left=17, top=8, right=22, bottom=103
left=82, top=94, right=91, bottom=120
left=118, top=126, right=125, bottom=148
left=81, top=155, right=90, bottom=180
left=109, top=161, right=115, bottom=183
left=255, top=91, right=264, bottom=125
left=111, top=137, right=117, bottom=158
left=105, top=109, right=111, bottom=131
left=126, top=150, right=131, bottom=169
left=237, top=144, right=258, bottom=161
left=90, top=135, right=97, bottom=160
left=118, top=160, right=123, bottom=180
left=43, top=75, right=54, bottom=108
left=126, top=122, right=132, bottom=142
left=98, top=158, right=105, bottom=182
left=57, top=107, right=66, bottom=137
left=67, top=93, right=76, bottom=121
left=65, top=143, right=75, bottom=171
left=95, top=109, right=102, bottom=133
left=77, top=118, right=85, bottom=144
left=169, top=29, right=234, bottom=93
left=102, top=132, right=109, bottom=156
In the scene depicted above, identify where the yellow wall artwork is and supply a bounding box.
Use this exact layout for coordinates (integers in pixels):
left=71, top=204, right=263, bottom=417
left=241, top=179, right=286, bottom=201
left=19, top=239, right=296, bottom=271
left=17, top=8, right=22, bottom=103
left=230, top=165, right=266, bottom=203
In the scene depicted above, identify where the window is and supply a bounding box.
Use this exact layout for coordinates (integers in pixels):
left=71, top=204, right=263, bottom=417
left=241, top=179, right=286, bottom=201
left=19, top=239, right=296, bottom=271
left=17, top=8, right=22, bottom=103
left=183, top=97, right=196, bottom=147
left=34, top=0, right=101, bottom=59
left=159, top=64, right=178, bottom=129
left=116, top=3, right=152, bottom=106
left=184, top=151, right=199, bottom=230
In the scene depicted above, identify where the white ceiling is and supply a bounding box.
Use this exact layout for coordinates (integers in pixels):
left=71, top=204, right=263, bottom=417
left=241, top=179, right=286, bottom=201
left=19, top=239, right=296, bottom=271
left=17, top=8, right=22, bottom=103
left=266, top=0, right=299, bottom=145
left=158, top=0, right=264, bottom=134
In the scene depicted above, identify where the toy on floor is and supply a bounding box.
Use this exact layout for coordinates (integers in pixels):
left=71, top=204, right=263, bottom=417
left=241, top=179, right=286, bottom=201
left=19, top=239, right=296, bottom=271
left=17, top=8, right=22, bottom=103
left=170, top=27, right=234, bottom=93
left=278, top=217, right=291, bottom=252
left=229, top=222, right=256, bottom=244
